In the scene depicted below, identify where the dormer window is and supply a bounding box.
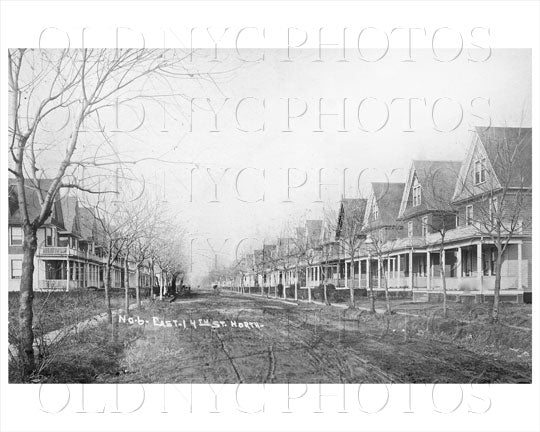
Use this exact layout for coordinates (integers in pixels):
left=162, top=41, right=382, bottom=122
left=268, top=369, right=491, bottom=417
left=412, top=178, right=422, bottom=207
left=474, top=157, right=486, bottom=184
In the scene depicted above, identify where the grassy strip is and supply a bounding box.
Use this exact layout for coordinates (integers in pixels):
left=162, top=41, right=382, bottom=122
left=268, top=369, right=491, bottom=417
left=8, top=289, right=139, bottom=341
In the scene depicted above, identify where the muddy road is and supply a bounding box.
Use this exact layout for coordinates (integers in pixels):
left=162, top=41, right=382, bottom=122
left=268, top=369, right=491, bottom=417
left=106, top=290, right=531, bottom=384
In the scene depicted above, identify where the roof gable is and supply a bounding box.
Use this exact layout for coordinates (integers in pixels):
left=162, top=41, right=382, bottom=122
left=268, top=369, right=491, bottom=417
left=453, top=126, right=532, bottom=202
left=364, top=182, right=405, bottom=228
left=336, top=198, right=367, bottom=239
left=8, top=178, right=64, bottom=227
left=399, top=160, right=461, bottom=218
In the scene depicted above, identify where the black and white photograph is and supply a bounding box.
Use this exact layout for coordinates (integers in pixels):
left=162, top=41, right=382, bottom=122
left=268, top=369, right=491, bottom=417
left=1, top=1, right=538, bottom=432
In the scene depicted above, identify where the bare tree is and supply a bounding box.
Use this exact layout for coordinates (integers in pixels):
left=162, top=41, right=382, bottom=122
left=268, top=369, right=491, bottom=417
left=7, top=47, right=233, bottom=374
left=366, top=231, right=398, bottom=314
left=129, top=202, right=166, bottom=307
left=90, top=196, right=131, bottom=323
left=289, top=221, right=321, bottom=302
left=415, top=162, right=461, bottom=318
left=318, top=223, right=339, bottom=306
left=325, top=199, right=367, bottom=308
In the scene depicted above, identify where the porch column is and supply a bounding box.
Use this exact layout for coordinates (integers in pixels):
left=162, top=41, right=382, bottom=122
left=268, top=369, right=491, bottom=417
left=477, top=242, right=483, bottom=294
left=308, top=269, right=312, bottom=302
left=377, top=257, right=381, bottom=289
left=344, top=259, right=348, bottom=288
left=426, top=251, right=431, bottom=290
left=408, top=250, right=413, bottom=290
left=397, top=254, right=401, bottom=287
left=457, top=247, right=462, bottom=281
left=66, top=259, right=70, bottom=292
left=366, top=258, right=371, bottom=289
left=517, top=242, right=523, bottom=289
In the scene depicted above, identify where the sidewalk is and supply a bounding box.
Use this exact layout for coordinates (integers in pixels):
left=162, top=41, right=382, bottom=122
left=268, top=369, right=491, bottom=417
left=9, top=300, right=149, bottom=359
left=227, top=290, right=532, bottom=331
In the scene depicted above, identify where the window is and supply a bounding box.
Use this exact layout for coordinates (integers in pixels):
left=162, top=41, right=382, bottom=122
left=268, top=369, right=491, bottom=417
left=45, top=227, right=54, bottom=246
left=421, top=216, right=428, bottom=237
left=412, top=178, right=422, bottom=207
left=474, top=158, right=486, bottom=184
left=466, top=205, right=474, bottom=226
left=10, top=227, right=23, bottom=245
left=372, top=202, right=379, bottom=220
left=11, top=259, right=22, bottom=279
left=408, top=221, right=414, bottom=237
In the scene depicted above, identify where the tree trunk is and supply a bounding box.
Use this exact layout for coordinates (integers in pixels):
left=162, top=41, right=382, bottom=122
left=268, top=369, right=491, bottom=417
left=348, top=258, right=355, bottom=308
left=124, top=254, right=130, bottom=314
left=369, top=286, right=376, bottom=313
left=492, top=247, right=503, bottom=323
left=135, top=264, right=141, bottom=308
left=105, top=257, right=113, bottom=324
left=159, top=271, right=164, bottom=300
left=294, top=266, right=298, bottom=301
left=170, top=273, right=178, bottom=295
left=384, top=272, right=391, bottom=314
left=19, top=225, right=38, bottom=377
left=150, top=258, right=155, bottom=298
left=323, top=266, right=329, bottom=305
left=440, top=247, right=447, bottom=319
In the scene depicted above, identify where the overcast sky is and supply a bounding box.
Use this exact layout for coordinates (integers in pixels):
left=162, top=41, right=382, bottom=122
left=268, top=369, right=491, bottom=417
left=30, top=48, right=531, bottom=283
left=114, top=48, right=529, bottom=283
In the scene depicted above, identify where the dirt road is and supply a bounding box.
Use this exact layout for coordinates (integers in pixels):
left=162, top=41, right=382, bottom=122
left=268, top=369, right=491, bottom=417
left=104, top=290, right=531, bottom=384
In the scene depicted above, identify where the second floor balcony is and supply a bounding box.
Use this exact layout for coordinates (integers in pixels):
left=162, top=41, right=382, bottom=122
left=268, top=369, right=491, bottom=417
left=38, top=246, right=105, bottom=262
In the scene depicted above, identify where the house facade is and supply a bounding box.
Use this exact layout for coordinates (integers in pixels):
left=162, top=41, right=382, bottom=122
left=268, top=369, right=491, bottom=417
left=8, top=179, right=152, bottom=292
left=222, top=126, right=532, bottom=304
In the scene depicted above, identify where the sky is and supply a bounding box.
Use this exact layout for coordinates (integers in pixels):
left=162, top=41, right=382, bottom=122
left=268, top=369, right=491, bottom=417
left=20, top=48, right=532, bottom=284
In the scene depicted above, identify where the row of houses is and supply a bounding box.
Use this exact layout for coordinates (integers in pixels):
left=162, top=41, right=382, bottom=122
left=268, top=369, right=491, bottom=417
left=8, top=179, right=156, bottom=292
left=217, top=127, right=532, bottom=303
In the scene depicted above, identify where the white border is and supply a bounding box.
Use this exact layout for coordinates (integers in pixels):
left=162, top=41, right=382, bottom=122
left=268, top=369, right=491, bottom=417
left=1, top=1, right=538, bottom=431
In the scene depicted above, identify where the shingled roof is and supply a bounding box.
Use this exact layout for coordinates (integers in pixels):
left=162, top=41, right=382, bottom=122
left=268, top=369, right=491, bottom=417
left=476, top=126, right=532, bottom=188
left=8, top=178, right=63, bottom=227
left=60, top=195, right=80, bottom=235
left=364, top=182, right=405, bottom=229
left=453, top=126, right=532, bottom=202
left=305, top=220, right=322, bottom=246
left=399, top=160, right=461, bottom=219
left=336, top=198, right=367, bottom=239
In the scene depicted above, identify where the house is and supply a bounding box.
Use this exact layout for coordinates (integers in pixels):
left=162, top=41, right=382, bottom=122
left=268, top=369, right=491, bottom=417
left=217, top=126, right=532, bottom=304
left=448, top=126, right=532, bottom=302
left=393, top=160, right=462, bottom=295
left=8, top=179, right=153, bottom=293
left=8, top=179, right=64, bottom=291
left=362, top=182, right=406, bottom=291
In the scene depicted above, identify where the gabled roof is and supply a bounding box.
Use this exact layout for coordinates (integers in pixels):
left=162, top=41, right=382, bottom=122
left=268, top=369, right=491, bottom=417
left=336, top=198, right=367, bottom=239
left=79, top=205, right=98, bottom=241
left=8, top=178, right=63, bottom=227
left=452, top=126, right=532, bottom=202
left=364, top=182, right=405, bottom=229
left=305, top=219, right=322, bottom=246
left=276, top=237, right=295, bottom=257
left=398, top=160, right=461, bottom=219
left=60, top=196, right=80, bottom=235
